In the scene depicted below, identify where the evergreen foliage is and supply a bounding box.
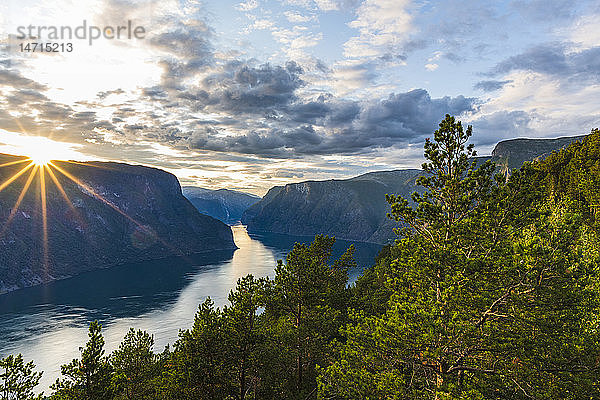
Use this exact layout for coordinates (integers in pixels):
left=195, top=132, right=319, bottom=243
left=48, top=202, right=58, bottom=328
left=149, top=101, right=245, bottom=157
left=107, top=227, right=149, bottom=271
left=0, top=354, right=43, bottom=400
left=51, top=321, right=113, bottom=400
left=6, top=117, right=600, bottom=399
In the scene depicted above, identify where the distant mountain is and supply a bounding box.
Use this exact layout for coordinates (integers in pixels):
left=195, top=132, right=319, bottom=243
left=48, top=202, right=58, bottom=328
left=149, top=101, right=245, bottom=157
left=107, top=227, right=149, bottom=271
left=183, top=187, right=260, bottom=225
left=239, top=185, right=283, bottom=225
left=0, top=156, right=236, bottom=294
left=241, top=170, right=422, bottom=243
left=242, top=135, right=586, bottom=243
left=492, top=135, right=586, bottom=175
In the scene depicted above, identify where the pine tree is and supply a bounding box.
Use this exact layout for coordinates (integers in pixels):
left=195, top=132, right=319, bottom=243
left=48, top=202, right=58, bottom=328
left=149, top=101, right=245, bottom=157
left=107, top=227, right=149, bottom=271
left=221, top=275, right=267, bottom=399
left=0, top=354, right=43, bottom=400
left=163, top=298, right=228, bottom=399
left=51, top=321, right=113, bottom=400
left=262, top=235, right=354, bottom=398
left=111, top=329, right=157, bottom=399
left=318, top=115, right=600, bottom=399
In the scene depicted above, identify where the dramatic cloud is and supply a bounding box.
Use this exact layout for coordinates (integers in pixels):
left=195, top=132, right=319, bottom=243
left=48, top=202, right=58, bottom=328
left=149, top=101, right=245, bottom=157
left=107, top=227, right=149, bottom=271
left=185, top=88, right=476, bottom=156
left=198, top=61, right=305, bottom=113
left=491, top=43, right=600, bottom=84
left=1, top=0, right=599, bottom=194
left=473, top=80, right=512, bottom=92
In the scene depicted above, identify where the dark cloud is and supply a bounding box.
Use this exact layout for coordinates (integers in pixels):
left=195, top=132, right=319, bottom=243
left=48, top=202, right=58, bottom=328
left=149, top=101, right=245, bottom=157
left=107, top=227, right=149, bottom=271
left=142, top=86, right=168, bottom=99
left=185, top=89, right=476, bottom=157
left=288, top=100, right=331, bottom=124
left=491, top=44, right=600, bottom=83
left=492, top=43, right=570, bottom=75
left=322, top=100, right=361, bottom=127
left=197, top=61, right=305, bottom=113
left=97, top=89, right=125, bottom=99
left=124, top=124, right=145, bottom=131
left=71, top=111, right=97, bottom=121
left=35, top=102, right=73, bottom=121
left=355, top=90, right=476, bottom=140
left=0, top=70, right=47, bottom=91
left=5, top=89, right=49, bottom=106
left=470, top=110, right=534, bottom=145
left=474, top=80, right=512, bottom=92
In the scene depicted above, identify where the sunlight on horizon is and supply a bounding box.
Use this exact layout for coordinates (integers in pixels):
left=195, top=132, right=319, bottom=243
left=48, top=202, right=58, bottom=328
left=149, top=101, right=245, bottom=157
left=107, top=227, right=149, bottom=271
left=0, top=150, right=178, bottom=274
left=0, top=129, right=91, bottom=162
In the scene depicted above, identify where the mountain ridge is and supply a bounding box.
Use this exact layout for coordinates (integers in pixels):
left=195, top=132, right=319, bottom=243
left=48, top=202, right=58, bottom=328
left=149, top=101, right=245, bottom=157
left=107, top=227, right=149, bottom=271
left=242, top=135, right=586, bottom=243
left=182, top=187, right=260, bottom=225
left=0, top=155, right=236, bottom=294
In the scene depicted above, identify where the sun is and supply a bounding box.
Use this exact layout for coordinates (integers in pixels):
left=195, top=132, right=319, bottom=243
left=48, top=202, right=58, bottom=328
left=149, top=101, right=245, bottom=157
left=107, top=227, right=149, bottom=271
left=25, top=146, right=54, bottom=166
left=0, top=130, right=90, bottom=166
left=28, top=153, right=53, bottom=166
left=22, top=140, right=59, bottom=166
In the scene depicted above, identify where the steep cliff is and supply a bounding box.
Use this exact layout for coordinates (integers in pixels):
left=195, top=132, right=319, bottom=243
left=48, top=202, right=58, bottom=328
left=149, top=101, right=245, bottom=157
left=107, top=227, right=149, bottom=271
left=241, top=170, right=422, bottom=243
left=0, top=155, right=236, bottom=294
left=242, top=135, right=586, bottom=243
left=492, top=135, right=586, bottom=175
left=182, top=187, right=260, bottom=224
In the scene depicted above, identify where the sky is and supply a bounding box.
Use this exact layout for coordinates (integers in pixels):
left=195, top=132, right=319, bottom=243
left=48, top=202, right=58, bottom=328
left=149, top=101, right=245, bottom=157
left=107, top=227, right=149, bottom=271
left=0, top=0, right=599, bottom=195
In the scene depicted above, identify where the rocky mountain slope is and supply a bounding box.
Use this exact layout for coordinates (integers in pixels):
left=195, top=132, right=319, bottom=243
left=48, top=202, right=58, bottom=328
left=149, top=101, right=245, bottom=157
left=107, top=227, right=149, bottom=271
left=0, top=155, right=236, bottom=294
left=492, top=135, right=586, bottom=174
left=182, top=187, right=260, bottom=224
left=241, top=170, right=422, bottom=243
left=242, top=135, right=586, bottom=243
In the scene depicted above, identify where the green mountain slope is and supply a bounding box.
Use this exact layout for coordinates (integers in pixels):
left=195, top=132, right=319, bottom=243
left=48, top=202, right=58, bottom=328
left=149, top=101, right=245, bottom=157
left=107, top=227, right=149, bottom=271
left=242, top=135, right=585, bottom=243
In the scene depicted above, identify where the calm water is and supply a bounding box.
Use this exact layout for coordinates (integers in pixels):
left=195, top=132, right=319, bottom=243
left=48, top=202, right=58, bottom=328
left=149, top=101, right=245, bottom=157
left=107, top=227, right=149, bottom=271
left=0, top=225, right=381, bottom=393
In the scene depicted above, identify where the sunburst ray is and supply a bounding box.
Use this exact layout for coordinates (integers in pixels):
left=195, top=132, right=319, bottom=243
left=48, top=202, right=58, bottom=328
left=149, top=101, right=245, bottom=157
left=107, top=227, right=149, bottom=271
left=0, top=166, right=38, bottom=237
left=49, top=162, right=181, bottom=254
left=49, top=162, right=150, bottom=231
left=45, top=165, right=87, bottom=228
left=39, top=165, right=49, bottom=269
left=0, top=159, right=30, bottom=168
left=0, top=162, right=35, bottom=193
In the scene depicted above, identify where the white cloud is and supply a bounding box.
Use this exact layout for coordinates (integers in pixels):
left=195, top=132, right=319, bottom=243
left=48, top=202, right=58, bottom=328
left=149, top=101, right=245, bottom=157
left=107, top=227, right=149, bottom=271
left=329, top=59, right=377, bottom=96
left=284, top=0, right=360, bottom=11
left=244, top=17, right=275, bottom=33
left=314, top=0, right=338, bottom=11
left=560, top=13, right=600, bottom=51
left=284, top=11, right=317, bottom=23
left=283, top=0, right=313, bottom=8
left=467, top=70, right=600, bottom=145
left=425, top=63, right=438, bottom=71
left=428, top=51, right=443, bottom=62
left=236, top=0, right=258, bottom=11
left=343, top=0, right=413, bottom=59
left=271, top=26, right=322, bottom=60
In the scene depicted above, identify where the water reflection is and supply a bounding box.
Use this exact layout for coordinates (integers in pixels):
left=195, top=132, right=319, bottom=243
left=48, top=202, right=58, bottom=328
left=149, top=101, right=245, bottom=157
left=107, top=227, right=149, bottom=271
left=0, top=226, right=381, bottom=393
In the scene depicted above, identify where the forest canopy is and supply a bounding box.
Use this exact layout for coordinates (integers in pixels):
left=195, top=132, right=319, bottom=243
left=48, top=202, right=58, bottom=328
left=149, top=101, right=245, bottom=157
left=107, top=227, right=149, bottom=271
left=3, top=116, right=600, bottom=400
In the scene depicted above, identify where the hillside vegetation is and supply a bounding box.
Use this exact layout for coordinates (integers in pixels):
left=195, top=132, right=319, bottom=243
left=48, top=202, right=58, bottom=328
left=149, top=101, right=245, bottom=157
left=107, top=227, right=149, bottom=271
left=242, top=134, right=582, bottom=243
left=2, top=117, right=600, bottom=399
